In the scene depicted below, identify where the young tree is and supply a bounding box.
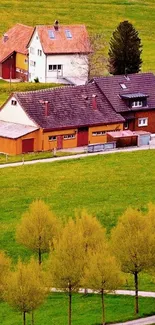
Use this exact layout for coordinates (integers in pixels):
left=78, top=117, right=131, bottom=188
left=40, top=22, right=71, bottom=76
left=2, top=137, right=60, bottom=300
left=48, top=218, right=85, bottom=325
left=76, top=210, right=106, bottom=255
left=3, top=258, right=47, bottom=325
left=111, top=207, right=154, bottom=314
left=83, top=243, right=121, bottom=325
left=75, top=210, right=106, bottom=294
left=108, top=20, right=143, bottom=75
left=0, top=251, right=11, bottom=300
left=16, top=200, right=61, bottom=264
left=72, top=33, right=107, bottom=81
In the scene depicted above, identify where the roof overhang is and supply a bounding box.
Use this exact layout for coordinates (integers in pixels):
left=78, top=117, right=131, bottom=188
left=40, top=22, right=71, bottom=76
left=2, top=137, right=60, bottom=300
left=120, top=93, right=149, bottom=99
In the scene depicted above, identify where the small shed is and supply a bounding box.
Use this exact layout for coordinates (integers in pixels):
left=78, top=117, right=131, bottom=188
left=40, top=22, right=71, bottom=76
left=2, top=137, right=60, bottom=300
left=107, top=130, right=138, bottom=148
left=133, top=131, right=151, bottom=146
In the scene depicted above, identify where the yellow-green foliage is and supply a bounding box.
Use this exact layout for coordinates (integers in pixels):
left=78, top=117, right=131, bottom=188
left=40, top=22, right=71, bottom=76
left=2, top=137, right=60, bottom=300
left=3, top=259, right=47, bottom=315
left=0, top=251, right=11, bottom=300
left=16, top=200, right=61, bottom=264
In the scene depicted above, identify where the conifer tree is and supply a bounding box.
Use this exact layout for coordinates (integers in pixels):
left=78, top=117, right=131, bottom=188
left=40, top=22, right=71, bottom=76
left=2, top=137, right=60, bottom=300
left=108, top=20, right=142, bottom=75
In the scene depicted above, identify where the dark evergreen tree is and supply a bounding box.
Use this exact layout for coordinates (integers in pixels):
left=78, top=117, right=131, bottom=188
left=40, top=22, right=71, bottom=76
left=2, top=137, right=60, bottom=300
left=108, top=21, right=142, bottom=75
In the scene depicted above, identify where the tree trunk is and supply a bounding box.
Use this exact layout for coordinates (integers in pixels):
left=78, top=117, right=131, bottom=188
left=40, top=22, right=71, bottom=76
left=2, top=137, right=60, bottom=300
left=31, top=311, right=34, bottom=325
left=101, top=288, right=105, bottom=325
left=134, top=271, right=139, bottom=314
left=23, top=311, right=26, bottom=325
left=38, top=235, right=42, bottom=265
left=68, top=282, right=72, bottom=325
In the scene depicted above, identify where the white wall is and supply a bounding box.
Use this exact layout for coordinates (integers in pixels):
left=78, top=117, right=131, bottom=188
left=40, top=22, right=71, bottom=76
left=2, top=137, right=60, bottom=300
left=46, top=54, right=88, bottom=85
left=0, top=96, right=37, bottom=127
left=28, top=30, right=46, bottom=82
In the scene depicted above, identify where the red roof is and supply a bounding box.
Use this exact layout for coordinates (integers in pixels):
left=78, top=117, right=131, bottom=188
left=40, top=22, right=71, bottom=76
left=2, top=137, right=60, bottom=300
left=0, top=24, right=34, bottom=63
left=35, top=24, right=90, bottom=54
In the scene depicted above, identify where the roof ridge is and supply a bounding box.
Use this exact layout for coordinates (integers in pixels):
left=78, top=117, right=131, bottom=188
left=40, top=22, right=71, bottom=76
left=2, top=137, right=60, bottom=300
left=14, top=84, right=89, bottom=96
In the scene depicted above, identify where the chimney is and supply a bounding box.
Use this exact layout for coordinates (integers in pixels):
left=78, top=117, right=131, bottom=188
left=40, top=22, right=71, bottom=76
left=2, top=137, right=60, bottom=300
left=54, top=20, right=59, bottom=31
left=44, top=101, right=49, bottom=116
left=3, top=33, right=9, bottom=43
left=92, top=94, right=97, bottom=110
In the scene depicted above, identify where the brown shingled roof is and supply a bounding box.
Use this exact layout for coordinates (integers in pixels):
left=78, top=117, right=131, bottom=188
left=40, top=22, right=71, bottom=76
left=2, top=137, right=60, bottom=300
left=13, top=84, right=124, bottom=130
left=35, top=24, right=90, bottom=54
left=0, top=24, right=34, bottom=62
left=92, top=73, right=155, bottom=113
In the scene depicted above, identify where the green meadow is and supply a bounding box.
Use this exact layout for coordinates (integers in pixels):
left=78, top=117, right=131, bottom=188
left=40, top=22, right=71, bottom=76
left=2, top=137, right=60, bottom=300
left=0, top=293, right=155, bottom=325
left=1, top=150, right=155, bottom=263
left=0, top=0, right=155, bottom=72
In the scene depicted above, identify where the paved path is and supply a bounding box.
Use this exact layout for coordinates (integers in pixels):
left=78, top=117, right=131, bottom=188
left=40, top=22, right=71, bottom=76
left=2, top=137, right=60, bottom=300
left=115, top=290, right=155, bottom=298
left=0, top=145, right=153, bottom=169
left=111, top=315, right=155, bottom=325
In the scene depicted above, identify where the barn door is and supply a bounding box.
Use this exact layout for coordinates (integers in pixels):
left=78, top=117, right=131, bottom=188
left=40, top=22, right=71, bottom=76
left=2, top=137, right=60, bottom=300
left=22, top=138, right=34, bottom=153
left=57, top=135, right=63, bottom=149
left=77, top=127, right=88, bottom=146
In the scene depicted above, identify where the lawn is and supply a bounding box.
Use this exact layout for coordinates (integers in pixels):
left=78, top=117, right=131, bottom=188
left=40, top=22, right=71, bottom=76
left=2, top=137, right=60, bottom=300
left=0, top=293, right=155, bottom=325
left=0, top=0, right=154, bottom=73
left=1, top=150, right=155, bottom=291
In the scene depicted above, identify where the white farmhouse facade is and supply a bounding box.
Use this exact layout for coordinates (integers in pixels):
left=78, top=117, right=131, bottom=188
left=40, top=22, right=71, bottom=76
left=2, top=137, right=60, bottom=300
left=28, top=22, right=90, bottom=85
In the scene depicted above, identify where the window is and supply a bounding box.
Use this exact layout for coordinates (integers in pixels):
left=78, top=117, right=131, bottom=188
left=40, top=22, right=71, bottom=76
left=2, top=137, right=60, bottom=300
left=36, top=35, right=39, bottom=40
left=124, top=121, right=129, bottom=129
left=65, top=30, right=72, bottom=39
left=38, top=49, right=42, bottom=56
left=63, top=134, right=75, bottom=139
left=48, top=64, right=62, bottom=71
left=24, top=58, right=28, bottom=64
left=120, top=83, right=127, bottom=89
left=132, top=101, right=143, bottom=107
left=49, top=136, right=57, bottom=141
left=92, top=131, right=106, bottom=136
left=48, top=30, right=55, bottom=39
left=30, top=60, right=36, bottom=67
left=138, top=118, right=148, bottom=127
left=11, top=100, right=17, bottom=106
left=30, top=47, right=35, bottom=54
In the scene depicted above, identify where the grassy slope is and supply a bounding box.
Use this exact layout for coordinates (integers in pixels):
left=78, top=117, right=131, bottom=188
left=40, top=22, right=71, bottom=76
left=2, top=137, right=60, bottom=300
left=0, top=0, right=155, bottom=72
left=0, top=293, right=155, bottom=325
left=1, top=150, right=155, bottom=258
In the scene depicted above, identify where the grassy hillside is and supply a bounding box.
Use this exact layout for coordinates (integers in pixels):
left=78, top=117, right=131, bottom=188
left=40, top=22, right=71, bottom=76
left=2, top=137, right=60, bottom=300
left=1, top=150, right=155, bottom=262
left=0, top=0, right=155, bottom=72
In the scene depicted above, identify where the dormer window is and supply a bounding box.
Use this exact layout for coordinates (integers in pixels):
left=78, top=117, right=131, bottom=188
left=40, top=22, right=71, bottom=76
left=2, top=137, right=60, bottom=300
left=132, top=100, right=143, bottom=108
left=120, top=83, right=127, bottom=89
left=11, top=100, right=17, bottom=106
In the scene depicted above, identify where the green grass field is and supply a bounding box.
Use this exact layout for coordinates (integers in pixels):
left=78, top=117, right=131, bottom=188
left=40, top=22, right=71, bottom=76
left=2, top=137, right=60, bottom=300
left=0, top=293, right=155, bottom=325
left=0, top=0, right=155, bottom=72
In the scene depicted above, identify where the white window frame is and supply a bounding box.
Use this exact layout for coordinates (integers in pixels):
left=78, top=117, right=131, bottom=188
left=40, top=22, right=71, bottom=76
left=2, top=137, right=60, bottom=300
left=63, top=134, right=75, bottom=140
left=30, top=60, right=36, bottom=67
left=49, top=136, right=57, bottom=141
left=38, top=49, right=42, bottom=56
left=138, top=117, right=148, bottom=127
left=30, top=47, right=35, bottom=54
left=11, top=100, right=17, bottom=106
left=48, top=64, right=62, bottom=72
left=92, top=131, right=106, bottom=136
left=132, top=100, right=143, bottom=108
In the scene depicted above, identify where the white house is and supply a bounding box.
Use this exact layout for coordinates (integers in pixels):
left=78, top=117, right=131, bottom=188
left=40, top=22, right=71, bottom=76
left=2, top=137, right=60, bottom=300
left=27, top=21, right=90, bottom=85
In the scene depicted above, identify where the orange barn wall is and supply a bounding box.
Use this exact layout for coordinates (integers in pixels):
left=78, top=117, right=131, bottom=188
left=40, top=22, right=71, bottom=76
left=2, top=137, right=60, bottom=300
left=89, top=123, right=123, bottom=144
left=0, top=130, right=42, bottom=155
left=16, top=130, right=42, bottom=154
left=43, top=129, right=77, bottom=150
left=0, top=137, right=17, bottom=155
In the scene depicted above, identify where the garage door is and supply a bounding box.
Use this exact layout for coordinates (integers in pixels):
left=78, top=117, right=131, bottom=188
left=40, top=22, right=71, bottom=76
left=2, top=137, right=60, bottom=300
left=22, top=138, right=34, bottom=153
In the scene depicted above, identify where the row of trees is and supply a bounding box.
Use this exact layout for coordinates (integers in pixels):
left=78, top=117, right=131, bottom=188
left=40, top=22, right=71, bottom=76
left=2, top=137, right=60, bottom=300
left=86, top=20, right=142, bottom=78
left=1, top=201, right=155, bottom=325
